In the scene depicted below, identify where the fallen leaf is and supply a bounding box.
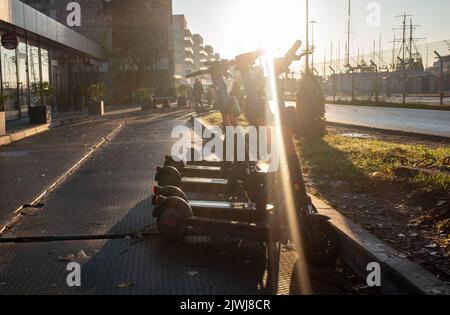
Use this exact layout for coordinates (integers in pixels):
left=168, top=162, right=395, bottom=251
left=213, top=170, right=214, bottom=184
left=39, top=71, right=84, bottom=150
left=187, top=271, right=199, bottom=277
left=118, top=282, right=134, bottom=288
left=430, top=288, right=442, bottom=294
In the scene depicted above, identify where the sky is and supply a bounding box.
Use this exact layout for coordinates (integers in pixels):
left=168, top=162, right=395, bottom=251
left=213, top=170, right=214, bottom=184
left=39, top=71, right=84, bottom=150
left=173, top=0, right=450, bottom=68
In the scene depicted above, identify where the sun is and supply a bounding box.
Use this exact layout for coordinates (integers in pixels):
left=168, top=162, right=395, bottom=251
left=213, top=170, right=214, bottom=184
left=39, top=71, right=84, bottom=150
left=228, top=0, right=305, bottom=56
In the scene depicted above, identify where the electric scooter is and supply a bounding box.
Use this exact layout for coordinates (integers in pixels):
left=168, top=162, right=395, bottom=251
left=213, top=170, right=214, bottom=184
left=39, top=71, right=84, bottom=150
left=155, top=61, right=243, bottom=197
left=156, top=53, right=267, bottom=199
left=152, top=41, right=340, bottom=268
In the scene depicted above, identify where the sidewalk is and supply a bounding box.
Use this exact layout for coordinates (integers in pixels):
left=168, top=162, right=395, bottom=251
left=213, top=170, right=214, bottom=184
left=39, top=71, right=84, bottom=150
left=0, top=117, right=126, bottom=232
left=0, top=105, right=188, bottom=233
left=0, top=105, right=143, bottom=147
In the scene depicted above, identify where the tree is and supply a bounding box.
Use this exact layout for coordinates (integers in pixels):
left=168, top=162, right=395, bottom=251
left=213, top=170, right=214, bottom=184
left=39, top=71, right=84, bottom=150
left=296, top=72, right=326, bottom=142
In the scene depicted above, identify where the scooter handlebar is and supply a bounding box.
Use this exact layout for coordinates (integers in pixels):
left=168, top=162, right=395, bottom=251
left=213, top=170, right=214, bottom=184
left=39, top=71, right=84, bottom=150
left=233, top=48, right=264, bottom=67
left=203, top=59, right=234, bottom=68
left=186, top=69, right=210, bottom=79
left=285, top=40, right=302, bottom=59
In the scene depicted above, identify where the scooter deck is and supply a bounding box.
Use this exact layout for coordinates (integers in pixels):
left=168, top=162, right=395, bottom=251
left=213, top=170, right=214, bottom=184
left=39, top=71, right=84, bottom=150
left=183, top=217, right=288, bottom=242
left=181, top=165, right=225, bottom=178
left=180, top=177, right=237, bottom=194
left=188, top=201, right=274, bottom=223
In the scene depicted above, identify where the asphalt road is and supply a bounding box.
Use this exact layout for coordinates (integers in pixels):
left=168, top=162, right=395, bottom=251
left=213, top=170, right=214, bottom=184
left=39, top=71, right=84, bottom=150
left=0, top=109, right=362, bottom=295
left=325, top=104, right=450, bottom=138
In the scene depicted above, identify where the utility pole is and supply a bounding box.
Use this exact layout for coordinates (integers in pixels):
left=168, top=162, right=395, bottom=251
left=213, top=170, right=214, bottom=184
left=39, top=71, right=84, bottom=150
left=373, top=39, right=376, bottom=63
left=435, top=51, right=444, bottom=105
left=305, top=0, right=310, bottom=74
left=337, top=41, right=341, bottom=72
left=330, top=42, right=333, bottom=71
left=392, top=34, right=396, bottom=70
left=379, top=34, right=382, bottom=66
left=310, top=20, right=317, bottom=70
left=409, top=19, right=413, bottom=62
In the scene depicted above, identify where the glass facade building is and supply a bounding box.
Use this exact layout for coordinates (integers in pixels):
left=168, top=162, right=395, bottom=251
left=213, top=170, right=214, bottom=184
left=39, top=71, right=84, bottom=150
left=0, top=0, right=103, bottom=121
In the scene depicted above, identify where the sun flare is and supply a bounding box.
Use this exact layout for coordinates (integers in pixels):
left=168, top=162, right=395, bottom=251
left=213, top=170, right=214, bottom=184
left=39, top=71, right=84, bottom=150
left=229, top=0, right=305, bottom=55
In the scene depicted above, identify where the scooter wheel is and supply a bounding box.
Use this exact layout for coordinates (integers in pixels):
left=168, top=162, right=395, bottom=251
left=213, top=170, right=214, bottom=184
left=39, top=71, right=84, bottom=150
left=157, top=186, right=188, bottom=202
left=157, top=166, right=182, bottom=187
left=157, top=197, right=193, bottom=241
left=304, top=221, right=341, bottom=268
left=164, top=158, right=185, bottom=171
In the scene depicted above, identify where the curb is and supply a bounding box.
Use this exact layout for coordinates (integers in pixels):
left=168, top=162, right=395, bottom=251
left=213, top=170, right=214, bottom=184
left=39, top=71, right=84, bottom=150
left=0, top=105, right=181, bottom=147
left=313, top=197, right=449, bottom=295
left=0, top=115, right=89, bottom=147
left=326, top=121, right=450, bottom=142
left=194, top=116, right=450, bottom=295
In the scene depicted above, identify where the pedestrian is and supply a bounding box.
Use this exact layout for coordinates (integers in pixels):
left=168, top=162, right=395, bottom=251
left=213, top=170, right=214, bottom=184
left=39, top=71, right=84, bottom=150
left=193, top=79, right=204, bottom=110
left=206, top=85, right=216, bottom=108
left=229, top=80, right=245, bottom=110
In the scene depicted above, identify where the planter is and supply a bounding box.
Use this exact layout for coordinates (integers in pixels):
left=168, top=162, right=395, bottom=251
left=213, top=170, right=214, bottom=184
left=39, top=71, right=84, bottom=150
left=177, top=96, right=187, bottom=107
left=88, top=101, right=104, bottom=116
left=29, top=105, right=52, bottom=125
left=0, top=111, right=5, bottom=136
left=162, top=99, right=170, bottom=109
left=141, top=99, right=154, bottom=111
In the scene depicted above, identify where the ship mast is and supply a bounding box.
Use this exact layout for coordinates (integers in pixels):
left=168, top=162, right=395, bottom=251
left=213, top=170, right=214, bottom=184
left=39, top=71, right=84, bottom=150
left=346, top=0, right=351, bottom=67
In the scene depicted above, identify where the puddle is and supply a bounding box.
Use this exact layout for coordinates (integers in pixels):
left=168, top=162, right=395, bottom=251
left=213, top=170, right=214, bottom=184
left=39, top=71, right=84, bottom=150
left=341, top=133, right=372, bottom=139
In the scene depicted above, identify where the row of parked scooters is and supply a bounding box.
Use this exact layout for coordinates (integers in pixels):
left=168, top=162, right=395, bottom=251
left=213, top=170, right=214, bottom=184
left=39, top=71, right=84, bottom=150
left=151, top=41, right=341, bottom=280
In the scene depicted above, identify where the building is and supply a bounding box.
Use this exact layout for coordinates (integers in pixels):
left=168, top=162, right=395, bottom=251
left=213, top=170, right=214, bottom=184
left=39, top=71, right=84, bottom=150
left=21, top=0, right=111, bottom=49
left=172, top=15, right=222, bottom=86
left=432, top=55, right=450, bottom=92
left=23, top=0, right=174, bottom=103
left=172, top=14, right=194, bottom=84
left=1, top=0, right=102, bottom=121
left=110, top=0, right=174, bottom=102
left=192, top=33, right=206, bottom=72
left=204, top=45, right=215, bottom=62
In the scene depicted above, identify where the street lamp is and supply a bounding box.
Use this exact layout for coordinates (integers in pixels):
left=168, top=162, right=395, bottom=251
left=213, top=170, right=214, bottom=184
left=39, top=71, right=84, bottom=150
left=305, top=0, right=310, bottom=74
left=397, top=56, right=407, bottom=104
left=370, top=60, right=379, bottom=103
left=434, top=51, right=444, bottom=105
left=329, top=66, right=336, bottom=102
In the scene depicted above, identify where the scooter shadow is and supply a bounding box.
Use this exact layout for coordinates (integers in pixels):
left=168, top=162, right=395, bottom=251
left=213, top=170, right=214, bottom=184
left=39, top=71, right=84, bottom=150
left=289, top=257, right=355, bottom=295
left=76, top=197, right=280, bottom=295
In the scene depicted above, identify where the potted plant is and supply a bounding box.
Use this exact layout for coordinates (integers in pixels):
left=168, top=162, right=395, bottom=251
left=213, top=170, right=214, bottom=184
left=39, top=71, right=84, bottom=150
left=134, top=87, right=155, bottom=111
left=88, top=83, right=106, bottom=116
left=0, top=92, right=8, bottom=136
left=30, top=82, right=55, bottom=125
left=177, top=84, right=189, bottom=107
